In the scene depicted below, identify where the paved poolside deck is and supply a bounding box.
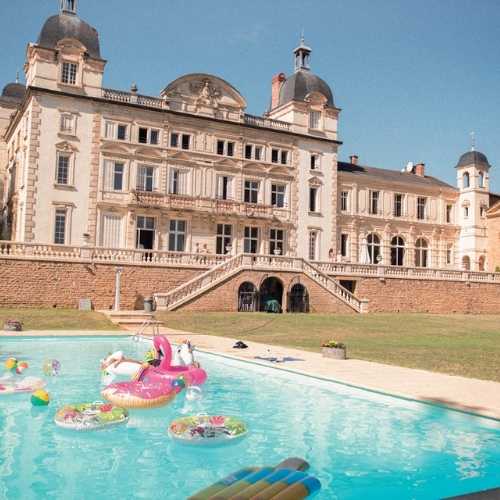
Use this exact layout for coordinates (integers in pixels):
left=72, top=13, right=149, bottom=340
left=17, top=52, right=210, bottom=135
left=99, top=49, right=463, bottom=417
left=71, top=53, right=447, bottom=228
left=6, top=328, right=500, bottom=420
left=161, top=328, right=500, bottom=421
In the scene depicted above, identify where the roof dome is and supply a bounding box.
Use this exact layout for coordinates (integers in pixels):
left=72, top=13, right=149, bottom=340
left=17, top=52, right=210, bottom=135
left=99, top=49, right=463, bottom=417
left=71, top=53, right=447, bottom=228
left=456, top=150, right=491, bottom=169
left=278, top=69, right=334, bottom=108
left=1, top=82, right=26, bottom=101
left=37, top=12, right=101, bottom=59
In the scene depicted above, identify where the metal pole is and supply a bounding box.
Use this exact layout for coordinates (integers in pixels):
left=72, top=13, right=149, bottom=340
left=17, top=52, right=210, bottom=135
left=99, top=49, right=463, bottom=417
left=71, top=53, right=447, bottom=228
left=114, top=266, right=123, bottom=311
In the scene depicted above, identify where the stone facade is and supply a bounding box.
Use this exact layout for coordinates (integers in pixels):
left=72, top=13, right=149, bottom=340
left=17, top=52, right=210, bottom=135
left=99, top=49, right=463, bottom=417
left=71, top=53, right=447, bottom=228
left=486, top=200, right=500, bottom=272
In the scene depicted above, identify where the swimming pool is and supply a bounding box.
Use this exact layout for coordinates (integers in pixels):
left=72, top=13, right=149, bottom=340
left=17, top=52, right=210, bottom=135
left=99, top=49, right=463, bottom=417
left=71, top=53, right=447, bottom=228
left=0, top=336, right=499, bottom=499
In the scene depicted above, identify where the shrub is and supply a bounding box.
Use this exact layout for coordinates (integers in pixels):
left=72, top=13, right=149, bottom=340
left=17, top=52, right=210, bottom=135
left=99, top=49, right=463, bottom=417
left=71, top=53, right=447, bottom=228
left=321, top=340, right=346, bottom=349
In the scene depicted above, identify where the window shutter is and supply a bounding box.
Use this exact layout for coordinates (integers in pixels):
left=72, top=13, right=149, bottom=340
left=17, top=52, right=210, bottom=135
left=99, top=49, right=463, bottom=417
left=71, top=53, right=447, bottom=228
left=137, top=166, right=144, bottom=190
left=227, top=177, right=232, bottom=199
left=101, top=214, right=122, bottom=248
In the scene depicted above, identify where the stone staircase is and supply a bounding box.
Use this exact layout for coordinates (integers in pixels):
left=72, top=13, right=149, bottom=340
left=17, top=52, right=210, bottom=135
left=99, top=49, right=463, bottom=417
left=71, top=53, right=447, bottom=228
left=101, top=310, right=163, bottom=330
left=153, top=253, right=368, bottom=313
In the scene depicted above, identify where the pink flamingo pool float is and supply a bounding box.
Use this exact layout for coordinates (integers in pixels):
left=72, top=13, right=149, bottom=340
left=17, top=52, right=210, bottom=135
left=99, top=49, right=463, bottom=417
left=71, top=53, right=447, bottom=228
left=101, top=336, right=207, bottom=409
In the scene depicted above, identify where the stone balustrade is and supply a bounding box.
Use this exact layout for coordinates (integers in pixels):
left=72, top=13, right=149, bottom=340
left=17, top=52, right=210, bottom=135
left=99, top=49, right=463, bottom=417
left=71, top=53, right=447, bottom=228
left=101, top=89, right=291, bottom=132
left=0, top=241, right=499, bottom=284
left=130, top=191, right=291, bottom=221
left=315, top=261, right=500, bottom=283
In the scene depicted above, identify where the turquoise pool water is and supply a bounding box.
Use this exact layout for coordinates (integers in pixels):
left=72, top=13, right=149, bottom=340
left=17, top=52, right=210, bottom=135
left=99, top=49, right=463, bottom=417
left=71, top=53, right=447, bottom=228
left=0, top=337, right=499, bottom=500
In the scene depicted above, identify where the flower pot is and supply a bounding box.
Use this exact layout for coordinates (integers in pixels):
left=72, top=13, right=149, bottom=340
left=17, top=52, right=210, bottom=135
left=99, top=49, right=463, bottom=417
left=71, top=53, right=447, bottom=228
left=321, top=346, right=346, bottom=360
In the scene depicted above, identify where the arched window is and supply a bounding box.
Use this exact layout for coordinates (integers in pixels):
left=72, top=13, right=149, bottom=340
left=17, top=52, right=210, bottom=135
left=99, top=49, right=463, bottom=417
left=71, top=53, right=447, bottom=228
left=287, top=284, right=310, bottom=313
left=415, top=238, right=428, bottom=268
left=478, top=255, right=485, bottom=271
left=478, top=172, right=484, bottom=188
left=462, top=255, right=471, bottom=271
left=367, top=233, right=381, bottom=264
left=390, top=236, right=405, bottom=266
left=463, top=172, right=470, bottom=189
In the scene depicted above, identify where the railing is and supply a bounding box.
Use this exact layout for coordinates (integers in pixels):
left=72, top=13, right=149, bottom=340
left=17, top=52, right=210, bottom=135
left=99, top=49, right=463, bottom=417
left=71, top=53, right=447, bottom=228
left=314, top=261, right=500, bottom=283
left=102, top=88, right=167, bottom=109
left=154, top=253, right=364, bottom=312
left=244, top=113, right=291, bottom=131
left=0, top=241, right=227, bottom=268
left=101, top=89, right=292, bottom=132
left=130, top=192, right=291, bottom=221
left=154, top=254, right=245, bottom=309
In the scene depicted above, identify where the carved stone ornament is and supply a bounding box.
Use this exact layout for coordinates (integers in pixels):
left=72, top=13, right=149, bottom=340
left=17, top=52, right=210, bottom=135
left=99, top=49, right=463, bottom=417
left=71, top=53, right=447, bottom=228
left=191, top=80, right=221, bottom=107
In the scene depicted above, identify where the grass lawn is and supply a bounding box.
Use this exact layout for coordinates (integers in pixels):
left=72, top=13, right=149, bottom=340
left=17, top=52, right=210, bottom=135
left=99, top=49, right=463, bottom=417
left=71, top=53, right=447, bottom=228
left=0, top=308, right=119, bottom=331
left=156, top=312, right=500, bottom=382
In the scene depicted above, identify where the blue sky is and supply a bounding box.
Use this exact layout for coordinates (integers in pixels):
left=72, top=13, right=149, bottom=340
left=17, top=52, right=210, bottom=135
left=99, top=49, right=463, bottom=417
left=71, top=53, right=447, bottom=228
left=1, top=0, right=500, bottom=191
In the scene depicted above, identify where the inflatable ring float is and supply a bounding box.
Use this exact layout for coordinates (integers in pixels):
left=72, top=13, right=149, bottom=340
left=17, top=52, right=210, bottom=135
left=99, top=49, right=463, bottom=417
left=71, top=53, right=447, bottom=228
left=0, top=376, right=45, bottom=395
left=169, top=415, right=247, bottom=445
left=55, top=402, right=128, bottom=431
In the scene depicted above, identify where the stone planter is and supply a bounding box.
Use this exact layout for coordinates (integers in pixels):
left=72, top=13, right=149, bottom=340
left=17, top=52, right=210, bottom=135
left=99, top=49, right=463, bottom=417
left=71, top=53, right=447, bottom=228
left=4, top=321, right=22, bottom=332
left=321, top=346, right=346, bottom=359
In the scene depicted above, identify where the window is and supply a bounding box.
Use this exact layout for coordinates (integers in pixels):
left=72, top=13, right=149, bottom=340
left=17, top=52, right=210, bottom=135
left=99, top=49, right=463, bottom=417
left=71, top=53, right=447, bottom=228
left=216, top=224, right=232, bottom=254
left=446, top=244, right=453, bottom=265
left=112, top=162, right=124, bottom=191
left=394, top=194, right=403, bottom=217
left=136, top=165, right=155, bottom=192
left=310, top=154, right=320, bottom=170
left=309, top=111, right=321, bottom=129
left=417, top=197, right=426, bottom=220
left=340, top=234, right=348, bottom=257
left=56, top=153, right=70, bottom=185
left=138, top=127, right=160, bottom=145
left=54, top=208, right=67, bottom=244
left=216, top=140, right=235, bottom=157
left=271, top=184, right=286, bottom=208
left=216, top=175, right=232, bottom=200
left=415, top=238, right=428, bottom=267
left=463, top=172, right=470, bottom=189
left=369, top=191, right=379, bottom=215
left=446, top=204, right=452, bottom=223
left=103, top=160, right=125, bottom=191
left=480, top=206, right=486, bottom=218
left=309, top=187, right=318, bottom=213
left=244, top=180, right=259, bottom=204
left=244, top=144, right=263, bottom=160
left=61, top=62, right=77, bottom=85
left=60, top=114, right=75, bottom=134
left=270, top=228, right=285, bottom=255
left=244, top=227, right=259, bottom=254
left=168, top=220, right=186, bottom=252
left=136, top=216, right=155, bottom=250
left=478, top=172, right=484, bottom=188
left=308, top=231, right=318, bottom=261
left=478, top=255, right=485, bottom=271
left=462, top=255, right=471, bottom=271
left=464, top=206, right=469, bottom=218
left=170, top=132, right=191, bottom=150
left=367, top=233, right=381, bottom=264
left=340, top=191, right=349, bottom=212
left=104, top=121, right=128, bottom=141
left=271, top=148, right=289, bottom=165
left=390, top=236, right=405, bottom=266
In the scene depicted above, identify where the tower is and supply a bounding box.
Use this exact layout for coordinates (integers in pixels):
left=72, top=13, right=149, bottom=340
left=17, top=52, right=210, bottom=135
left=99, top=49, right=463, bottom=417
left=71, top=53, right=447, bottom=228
left=456, top=146, right=491, bottom=271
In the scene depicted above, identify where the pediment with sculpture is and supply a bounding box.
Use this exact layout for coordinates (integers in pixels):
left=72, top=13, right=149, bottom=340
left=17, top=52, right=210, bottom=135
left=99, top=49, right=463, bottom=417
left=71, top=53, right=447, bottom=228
left=161, top=73, right=247, bottom=118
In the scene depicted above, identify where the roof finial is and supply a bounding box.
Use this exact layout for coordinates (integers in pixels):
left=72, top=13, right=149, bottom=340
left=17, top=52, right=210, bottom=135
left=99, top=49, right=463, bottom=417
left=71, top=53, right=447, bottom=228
left=300, top=29, right=305, bottom=46
left=15, top=71, right=19, bottom=84
left=60, top=0, right=77, bottom=15
left=470, top=131, right=475, bottom=152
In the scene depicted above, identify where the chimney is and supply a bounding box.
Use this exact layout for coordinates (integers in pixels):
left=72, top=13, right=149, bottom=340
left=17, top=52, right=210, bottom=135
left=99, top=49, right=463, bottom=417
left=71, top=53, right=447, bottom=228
left=350, top=155, right=359, bottom=165
left=415, top=163, right=425, bottom=177
left=271, top=73, right=286, bottom=110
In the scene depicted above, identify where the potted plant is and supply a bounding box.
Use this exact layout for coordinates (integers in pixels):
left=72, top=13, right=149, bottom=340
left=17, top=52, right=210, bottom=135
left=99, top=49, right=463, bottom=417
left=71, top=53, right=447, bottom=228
left=321, top=340, right=346, bottom=359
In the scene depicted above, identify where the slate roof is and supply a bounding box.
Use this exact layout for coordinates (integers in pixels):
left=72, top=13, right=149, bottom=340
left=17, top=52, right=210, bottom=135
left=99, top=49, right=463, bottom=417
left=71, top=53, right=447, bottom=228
left=1, top=83, right=26, bottom=103
left=37, top=12, right=101, bottom=59
left=337, top=161, right=457, bottom=190
left=456, top=150, right=490, bottom=169
left=278, top=69, right=334, bottom=108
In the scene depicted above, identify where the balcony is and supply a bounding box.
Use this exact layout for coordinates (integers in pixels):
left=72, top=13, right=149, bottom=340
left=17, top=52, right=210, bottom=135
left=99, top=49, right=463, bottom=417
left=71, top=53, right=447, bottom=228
left=129, top=191, right=291, bottom=222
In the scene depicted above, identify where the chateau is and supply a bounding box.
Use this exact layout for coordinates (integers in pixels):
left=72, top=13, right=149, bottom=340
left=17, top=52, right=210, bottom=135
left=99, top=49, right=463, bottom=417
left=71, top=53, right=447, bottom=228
left=0, top=0, right=499, bottom=314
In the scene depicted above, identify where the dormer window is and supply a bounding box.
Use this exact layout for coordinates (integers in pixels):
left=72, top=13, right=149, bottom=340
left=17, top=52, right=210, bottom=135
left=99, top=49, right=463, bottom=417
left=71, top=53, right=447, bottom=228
left=61, top=62, right=78, bottom=85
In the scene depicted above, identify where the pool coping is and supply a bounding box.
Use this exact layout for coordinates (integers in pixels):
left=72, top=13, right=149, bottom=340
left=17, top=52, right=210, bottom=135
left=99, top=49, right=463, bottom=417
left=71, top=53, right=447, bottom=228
left=3, top=331, right=500, bottom=424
